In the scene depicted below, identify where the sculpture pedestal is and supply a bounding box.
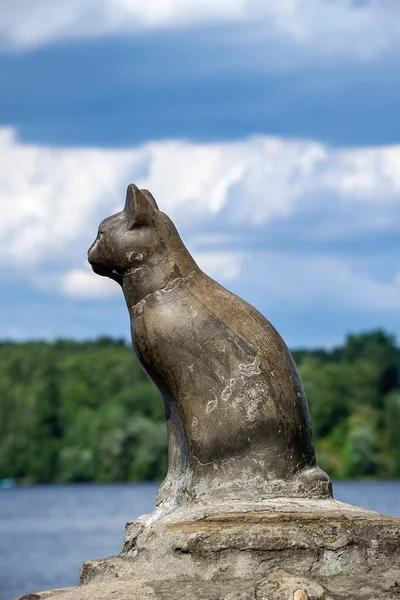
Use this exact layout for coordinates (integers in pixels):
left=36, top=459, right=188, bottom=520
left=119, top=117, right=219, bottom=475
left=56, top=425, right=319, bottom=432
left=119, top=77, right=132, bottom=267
left=62, top=498, right=400, bottom=599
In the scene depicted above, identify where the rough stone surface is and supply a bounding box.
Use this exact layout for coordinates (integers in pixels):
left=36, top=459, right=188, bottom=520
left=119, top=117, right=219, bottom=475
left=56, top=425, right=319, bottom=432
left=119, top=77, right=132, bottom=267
left=77, top=498, right=399, bottom=588
left=16, top=592, right=73, bottom=600
left=257, top=571, right=326, bottom=599
left=87, top=184, right=331, bottom=511
left=30, top=560, right=400, bottom=600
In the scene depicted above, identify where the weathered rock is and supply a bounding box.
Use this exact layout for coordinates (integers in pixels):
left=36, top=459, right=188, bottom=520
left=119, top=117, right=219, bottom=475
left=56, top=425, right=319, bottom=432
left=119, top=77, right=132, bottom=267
left=29, top=499, right=400, bottom=600
left=256, top=571, right=327, bottom=599
left=79, top=498, right=399, bottom=586
left=293, top=592, right=309, bottom=600
left=33, top=559, right=400, bottom=600
left=15, top=592, right=76, bottom=600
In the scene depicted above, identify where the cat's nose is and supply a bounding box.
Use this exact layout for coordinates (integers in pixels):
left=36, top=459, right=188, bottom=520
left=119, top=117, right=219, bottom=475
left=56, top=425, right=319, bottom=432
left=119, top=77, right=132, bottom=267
left=87, top=238, right=99, bottom=262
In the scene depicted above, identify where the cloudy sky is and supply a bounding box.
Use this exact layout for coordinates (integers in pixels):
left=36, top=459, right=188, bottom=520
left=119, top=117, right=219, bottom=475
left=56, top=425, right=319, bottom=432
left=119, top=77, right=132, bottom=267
left=1, top=0, right=399, bottom=347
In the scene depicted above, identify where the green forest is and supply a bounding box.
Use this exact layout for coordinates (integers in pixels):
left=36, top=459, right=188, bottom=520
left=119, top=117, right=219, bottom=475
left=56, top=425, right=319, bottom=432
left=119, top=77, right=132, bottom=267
left=1, top=329, right=399, bottom=484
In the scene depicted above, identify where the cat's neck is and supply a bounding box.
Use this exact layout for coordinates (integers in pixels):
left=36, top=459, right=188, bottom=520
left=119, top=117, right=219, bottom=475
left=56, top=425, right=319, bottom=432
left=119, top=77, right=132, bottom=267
left=121, top=249, right=198, bottom=309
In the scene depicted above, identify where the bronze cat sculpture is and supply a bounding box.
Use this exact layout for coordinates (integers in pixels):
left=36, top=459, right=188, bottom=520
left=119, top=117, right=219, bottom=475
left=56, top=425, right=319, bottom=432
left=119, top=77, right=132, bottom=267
left=88, top=184, right=331, bottom=508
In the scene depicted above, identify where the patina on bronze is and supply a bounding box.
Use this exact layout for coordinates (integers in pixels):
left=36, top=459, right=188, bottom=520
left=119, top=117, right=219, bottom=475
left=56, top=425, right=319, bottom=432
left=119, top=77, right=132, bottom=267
left=88, top=184, right=331, bottom=508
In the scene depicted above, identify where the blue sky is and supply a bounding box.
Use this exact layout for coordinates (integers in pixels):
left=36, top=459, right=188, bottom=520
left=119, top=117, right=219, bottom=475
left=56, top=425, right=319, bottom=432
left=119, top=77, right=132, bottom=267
left=0, top=0, right=399, bottom=348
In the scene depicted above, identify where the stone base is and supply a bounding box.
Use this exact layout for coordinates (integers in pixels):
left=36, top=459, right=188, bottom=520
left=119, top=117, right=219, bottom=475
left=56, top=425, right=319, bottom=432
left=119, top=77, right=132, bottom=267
left=33, top=568, right=400, bottom=600
left=31, top=499, right=400, bottom=600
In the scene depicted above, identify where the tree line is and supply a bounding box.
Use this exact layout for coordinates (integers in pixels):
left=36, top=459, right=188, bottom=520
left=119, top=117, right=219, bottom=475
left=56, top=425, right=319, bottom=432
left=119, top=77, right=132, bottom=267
left=0, top=330, right=399, bottom=483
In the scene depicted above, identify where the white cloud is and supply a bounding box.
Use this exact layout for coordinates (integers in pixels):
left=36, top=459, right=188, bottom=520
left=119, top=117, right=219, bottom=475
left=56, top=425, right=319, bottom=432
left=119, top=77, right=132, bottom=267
left=195, top=252, right=243, bottom=281
left=60, top=267, right=119, bottom=299
left=0, top=126, right=399, bottom=310
left=142, top=137, right=329, bottom=225
left=322, top=146, right=400, bottom=200
left=0, top=127, right=141, bottom=265
left=1, top=0, right=400, bottom=59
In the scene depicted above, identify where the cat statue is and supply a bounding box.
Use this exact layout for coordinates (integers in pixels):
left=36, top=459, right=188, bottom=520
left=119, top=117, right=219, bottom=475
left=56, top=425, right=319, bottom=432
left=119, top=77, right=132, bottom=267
left=88, top=184, right=331, bottom=508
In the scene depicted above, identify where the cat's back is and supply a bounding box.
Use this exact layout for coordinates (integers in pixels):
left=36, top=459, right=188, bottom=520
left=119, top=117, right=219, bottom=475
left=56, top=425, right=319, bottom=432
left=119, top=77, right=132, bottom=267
left=132, top=268, right=314, bottom=470
left=132, top=267, right=278, bottom=356
left=132, top=267, right=303, bottom=410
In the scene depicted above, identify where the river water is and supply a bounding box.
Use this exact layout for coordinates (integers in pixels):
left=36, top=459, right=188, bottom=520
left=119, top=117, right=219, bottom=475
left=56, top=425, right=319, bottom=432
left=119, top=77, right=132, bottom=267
left=0, top=481, right=399, bottom=600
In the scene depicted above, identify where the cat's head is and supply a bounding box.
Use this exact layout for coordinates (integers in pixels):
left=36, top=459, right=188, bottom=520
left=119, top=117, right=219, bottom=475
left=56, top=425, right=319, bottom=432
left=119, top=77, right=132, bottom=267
left=88, top=184, right=191, bottom=285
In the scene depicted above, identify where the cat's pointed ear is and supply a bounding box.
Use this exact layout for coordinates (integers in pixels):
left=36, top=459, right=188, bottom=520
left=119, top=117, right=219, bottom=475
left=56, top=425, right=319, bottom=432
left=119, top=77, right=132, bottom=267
left=141, top=189, right=159, bottom=211
left=124, top=184, right=155, bottom=228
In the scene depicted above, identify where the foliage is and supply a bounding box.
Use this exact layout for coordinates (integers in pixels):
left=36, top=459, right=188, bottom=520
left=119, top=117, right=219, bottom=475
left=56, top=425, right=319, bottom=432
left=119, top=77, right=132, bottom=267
left=0, top=330, right=399, bottom=483
left=0, top=338, right=166, bottom=483
left=294, top=330, right=400, bottom=479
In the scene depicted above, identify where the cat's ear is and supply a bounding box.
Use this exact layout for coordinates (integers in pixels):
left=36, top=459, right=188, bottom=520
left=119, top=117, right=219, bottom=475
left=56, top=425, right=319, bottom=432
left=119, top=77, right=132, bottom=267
left=140, top=189, right=159, bottom=211
left=124, top=184, right=155, bottom=228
